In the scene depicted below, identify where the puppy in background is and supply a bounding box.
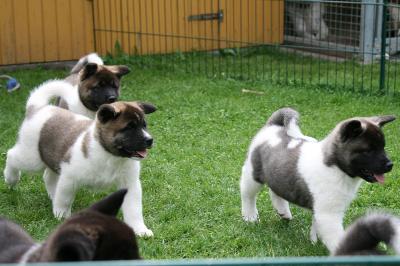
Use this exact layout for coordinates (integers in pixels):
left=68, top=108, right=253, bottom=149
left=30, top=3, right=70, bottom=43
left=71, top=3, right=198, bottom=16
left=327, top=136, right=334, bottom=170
left=240, top=107, right=395, bottom=253
left=0, top=189, right=140, bottom=263
left=4, top=80, right=156, bottom=237
left=335, top=212, right=400, bottom=255
left=58, top=53, right=130, bottom=118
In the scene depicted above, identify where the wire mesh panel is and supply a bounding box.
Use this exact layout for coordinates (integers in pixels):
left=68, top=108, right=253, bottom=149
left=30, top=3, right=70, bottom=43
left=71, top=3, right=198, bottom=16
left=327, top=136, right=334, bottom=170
left=93, top=0, right=400, bottom=96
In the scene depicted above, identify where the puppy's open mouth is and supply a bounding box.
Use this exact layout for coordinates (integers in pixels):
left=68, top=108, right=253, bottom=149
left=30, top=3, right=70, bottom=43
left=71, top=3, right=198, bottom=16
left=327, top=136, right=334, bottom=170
left=119, top=147, right=148, bottom=158
left=361, top=169, right=385, bottom=184
left=132, top=150, right=148, bottom=158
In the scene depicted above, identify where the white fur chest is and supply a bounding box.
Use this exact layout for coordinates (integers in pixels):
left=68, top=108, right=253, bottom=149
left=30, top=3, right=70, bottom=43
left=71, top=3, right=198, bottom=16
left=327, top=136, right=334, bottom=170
left=298, top=142, right=363, bottom=213
left=60, top=127, right=139, bottom=188
left=67, top=86, right=96, bottom=119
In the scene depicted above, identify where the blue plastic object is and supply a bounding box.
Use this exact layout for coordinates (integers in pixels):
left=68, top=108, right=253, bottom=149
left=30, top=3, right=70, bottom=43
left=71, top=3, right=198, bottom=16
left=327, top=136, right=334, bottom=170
left=0, top=75, right=20, bottom=92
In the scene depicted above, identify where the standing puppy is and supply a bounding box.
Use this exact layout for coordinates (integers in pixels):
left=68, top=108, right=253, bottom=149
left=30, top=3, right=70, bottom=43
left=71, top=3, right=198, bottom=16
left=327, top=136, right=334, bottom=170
left=59, top=53, right=130, bottom=118
left=4, top=80, right=156, bottom=237
left=0, top=189, right=140, bottom=263
left=240, top=107, right=395, bottom=253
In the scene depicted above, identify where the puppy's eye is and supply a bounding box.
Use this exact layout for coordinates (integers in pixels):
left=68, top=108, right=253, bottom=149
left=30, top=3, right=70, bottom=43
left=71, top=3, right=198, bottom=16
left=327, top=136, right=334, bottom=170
left=143, top=121, right=147, bottom=128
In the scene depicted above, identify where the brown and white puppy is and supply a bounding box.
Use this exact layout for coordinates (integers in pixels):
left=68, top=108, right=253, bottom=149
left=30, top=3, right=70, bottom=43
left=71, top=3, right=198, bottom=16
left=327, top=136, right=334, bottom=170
left=0, top=189, right=140, bottom=263
left=59, top=53, right=130, bottom=118
left=241, top=107, right=395, bottom=253
left=4, top=80, right=156, bottom=237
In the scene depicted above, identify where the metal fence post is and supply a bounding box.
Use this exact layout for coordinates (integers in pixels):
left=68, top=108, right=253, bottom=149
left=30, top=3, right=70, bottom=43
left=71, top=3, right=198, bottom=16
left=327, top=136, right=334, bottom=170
left=360, top=0, right=375, bottom=64
left=379, top=0, right=387, bottom=92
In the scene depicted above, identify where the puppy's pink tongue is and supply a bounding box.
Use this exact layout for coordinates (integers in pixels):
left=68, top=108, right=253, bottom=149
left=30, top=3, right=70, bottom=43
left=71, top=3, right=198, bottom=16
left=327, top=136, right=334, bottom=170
left=374, top=174, right=385, bottom=184
left=136, top=150, right=148, bottom=158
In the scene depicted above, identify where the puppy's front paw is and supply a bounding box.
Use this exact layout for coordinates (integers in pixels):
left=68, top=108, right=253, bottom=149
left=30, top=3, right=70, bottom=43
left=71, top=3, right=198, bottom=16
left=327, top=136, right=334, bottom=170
left=242, top=213, right=259, bottom=222
left=4, top=168, right=20, bottom=188
left=53, top=207, right=71, bottom=220
left=134, top=226, right=154, bottom=238
left=278, top=212, right=293, bottom=220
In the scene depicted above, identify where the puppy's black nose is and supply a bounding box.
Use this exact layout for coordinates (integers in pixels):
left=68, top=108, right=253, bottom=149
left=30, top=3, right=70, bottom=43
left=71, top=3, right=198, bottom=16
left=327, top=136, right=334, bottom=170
left=145, top=138, right=153, bottom=148
left=385, top=161, right=393, bottom=172
left=106, top=96, right=117, bottom=103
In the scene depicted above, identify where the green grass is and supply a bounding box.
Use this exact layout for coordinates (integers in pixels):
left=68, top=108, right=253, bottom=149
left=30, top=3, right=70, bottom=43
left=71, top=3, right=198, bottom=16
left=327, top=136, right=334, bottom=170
left=0, top=56, right=400, bottom=259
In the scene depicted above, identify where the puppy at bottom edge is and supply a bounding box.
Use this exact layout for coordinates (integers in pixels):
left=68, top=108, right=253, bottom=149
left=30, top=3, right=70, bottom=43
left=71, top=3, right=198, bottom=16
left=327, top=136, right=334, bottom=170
left=335, top=212, right=400, bottom=255
left=0, top=189, right=141, bottom=263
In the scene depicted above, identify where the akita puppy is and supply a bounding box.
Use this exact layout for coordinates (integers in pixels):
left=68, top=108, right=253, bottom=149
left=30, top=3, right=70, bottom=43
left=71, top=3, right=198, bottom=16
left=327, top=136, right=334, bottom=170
left=335, top=212, right=400, bottom=255
left=4, top=80, right=156, bottom=237
left=240, top=107, right=395, bottom=253
left=59, top=53, right=130, bottom=118
left=0, top=189, right=140, bottom=263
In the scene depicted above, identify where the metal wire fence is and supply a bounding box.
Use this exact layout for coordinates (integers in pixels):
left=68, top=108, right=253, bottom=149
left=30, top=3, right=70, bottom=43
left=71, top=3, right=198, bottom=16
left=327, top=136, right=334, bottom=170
left=93, top=0, right=400, bottom=95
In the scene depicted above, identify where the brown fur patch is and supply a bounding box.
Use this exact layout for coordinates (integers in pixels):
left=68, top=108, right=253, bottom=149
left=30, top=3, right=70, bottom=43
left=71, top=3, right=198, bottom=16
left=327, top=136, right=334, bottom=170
left=39, top=109, right=91, bottom=173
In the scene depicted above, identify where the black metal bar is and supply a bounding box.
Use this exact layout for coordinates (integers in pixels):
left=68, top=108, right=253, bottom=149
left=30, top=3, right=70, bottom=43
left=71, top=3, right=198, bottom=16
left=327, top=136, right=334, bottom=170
left=379, top=0, right=387, bottom=92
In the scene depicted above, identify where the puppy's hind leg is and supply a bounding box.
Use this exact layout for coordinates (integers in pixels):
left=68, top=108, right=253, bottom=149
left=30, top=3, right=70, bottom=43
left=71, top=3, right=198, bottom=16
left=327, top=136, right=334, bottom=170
left=269, top=189, right=292, bottom=220
left=240, top=163, right=263, bottom=222
left=4, top=148, right=21, bottom=187
left=4, top=144, right=44, bottom=187
left=43, top=168, right=59, bottom=200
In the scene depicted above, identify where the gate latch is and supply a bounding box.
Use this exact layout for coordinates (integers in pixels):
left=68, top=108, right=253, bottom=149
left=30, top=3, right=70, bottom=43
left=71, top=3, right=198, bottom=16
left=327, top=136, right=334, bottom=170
left=188, top=10, right=223, bottom=22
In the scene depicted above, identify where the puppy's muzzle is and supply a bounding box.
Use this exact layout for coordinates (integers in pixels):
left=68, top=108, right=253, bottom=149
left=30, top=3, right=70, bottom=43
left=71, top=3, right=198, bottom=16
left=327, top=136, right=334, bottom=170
left=145, top=137, right=153, bottom=148
left=106, top=96, right=117, bottom=103
left=384, top=161, right=393, bottom=172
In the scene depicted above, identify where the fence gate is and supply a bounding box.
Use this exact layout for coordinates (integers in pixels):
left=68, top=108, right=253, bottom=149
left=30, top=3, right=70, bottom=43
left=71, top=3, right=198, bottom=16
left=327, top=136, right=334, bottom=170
left=93, top=0, right=284, bottom=56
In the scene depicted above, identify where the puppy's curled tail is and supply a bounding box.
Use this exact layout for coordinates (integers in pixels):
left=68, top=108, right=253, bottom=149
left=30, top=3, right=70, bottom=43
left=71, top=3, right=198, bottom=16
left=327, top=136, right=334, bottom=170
left=70, top=53, right=103, bottom=74
left=267, top=107, right=300, bottom=128
left=334, top=213, right=400, bottom=255
left=26, top=80, right=74, bottom=110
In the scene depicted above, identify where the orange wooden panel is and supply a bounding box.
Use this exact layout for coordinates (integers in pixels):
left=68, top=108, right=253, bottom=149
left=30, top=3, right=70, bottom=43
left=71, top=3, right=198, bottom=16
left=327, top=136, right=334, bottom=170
left=28, top=0, right=45, bottom=62
left=13, top=0, right=31, bottom=63
left=134, top=0, right=142, bottom=54
left=42, top=0, right=59, bottom=61
left=83, top=0, right=95, bottom=53
left=103, top=0, right=112, bottom=54
left=56, top=0, right=73, bottom=60
left=0, top=0, right=16, bottom=65
left=70, top=0, right=85, bottom=59
left=121, top=0, right=129, bottom=53
left=126, top=0, right=136, bottom=55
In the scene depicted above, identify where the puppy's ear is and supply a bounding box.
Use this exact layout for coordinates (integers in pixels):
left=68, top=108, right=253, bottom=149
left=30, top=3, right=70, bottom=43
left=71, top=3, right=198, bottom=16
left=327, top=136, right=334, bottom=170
left=97, top=104, right=119, bottom=123
left=371, top=115, right=396, bottom=127
left=341, top=120, right=363, bottom=142
left=81, top=63, right=98, bottom=81
left=53, top=231, right=96, bottom=261
left=138, top=102, right=157, bottom=114
left=108, top=65, right=130, bottom=78
left=88, top=189, right=128, bottom=217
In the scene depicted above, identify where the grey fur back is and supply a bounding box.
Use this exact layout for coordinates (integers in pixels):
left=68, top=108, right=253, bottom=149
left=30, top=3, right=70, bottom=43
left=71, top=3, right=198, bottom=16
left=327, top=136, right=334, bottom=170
left=267, top=107, right=300, bottom=128
left=39, top=109, right=91, bottom=173
left=251, top=130, right=313, bottom=209
left=0, top=217, right=34, bottom=263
